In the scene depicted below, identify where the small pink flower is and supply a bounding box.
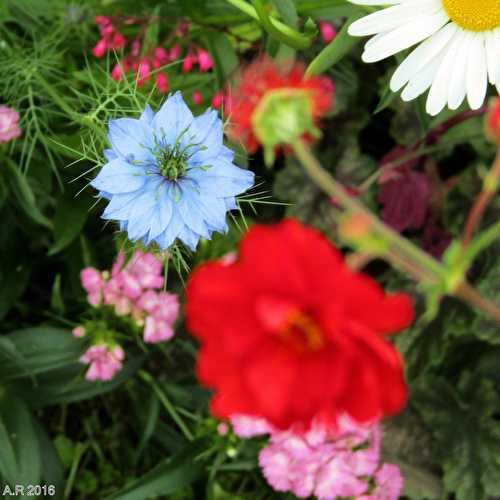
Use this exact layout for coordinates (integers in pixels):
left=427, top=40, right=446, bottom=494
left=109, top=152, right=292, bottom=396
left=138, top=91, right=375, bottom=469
left=153, top=292, right=179, bottom=322
left=143, top=316, right=174, bottom=343
left=136, top=290, right=160, bottom=314
left=95, top=16, right=111, bottom=27
left=182, top=49, right=197, bottom=73
left=212, top=91, right=224, bottom=109
left=111, top=252, right=126, bottom=277
left=319, top=21, right=336, bottom=43
left=111, top=62, right=126, bottom=81
left=80, top=267, right=103, bottom=293
left=80, top=344, right=125, bottom=382
left=136, top=59, right=151, bottom=86
left=0, top=106, right=21, bottom=143
left=360, top=464, right=404, bottom=500
left=118, top=270, right=142, bottom=299
left=92, top=38, right=108, bottom=58
left=230, top=414, right=274, bottom=438
left=114, top=296, right=132, bottom=316
left=217, top=422, right=229, bottom=435
left=197, top=48, right=213, bottom=72
left=111, top=32, right=126, bottom=49
left=193, top=90, right=203, bottom=105
left=169, top=44, right=182, bottom=60
left=72, top=326, right=86, bottom=338
left=154, top=47, right=170, bottom=65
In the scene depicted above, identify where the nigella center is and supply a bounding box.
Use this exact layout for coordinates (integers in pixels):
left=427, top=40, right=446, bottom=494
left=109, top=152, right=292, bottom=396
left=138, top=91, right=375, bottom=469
left=145, top=125, right=209, bottom=185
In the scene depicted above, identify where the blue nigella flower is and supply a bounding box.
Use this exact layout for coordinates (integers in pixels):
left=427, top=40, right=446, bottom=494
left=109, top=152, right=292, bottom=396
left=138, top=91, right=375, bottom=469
left=91, top=92, right=255, bottom=250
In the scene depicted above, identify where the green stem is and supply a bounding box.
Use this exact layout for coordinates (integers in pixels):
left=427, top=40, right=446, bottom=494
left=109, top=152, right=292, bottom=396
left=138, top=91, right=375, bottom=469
left=292, top=140, right=500, bottom=323
left=63, top=443, right=88, bottom=500
left=292, top=141, right=443, bottom=276
left=226, top=0, right=313, bottom=49
left=139, top=370, right=194, bottom=441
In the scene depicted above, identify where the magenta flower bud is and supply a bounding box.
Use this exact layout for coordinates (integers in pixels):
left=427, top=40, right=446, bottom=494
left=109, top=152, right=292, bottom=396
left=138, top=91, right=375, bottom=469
left=212, top=90, right=224, bottom=109
left=169, top=44, right=182, bottom=60
left=193, top=89, right=203, bottom=105
left=156, top=72, right=169, bottom=94
left=0, top=106, right=21, bottom=143
left=197, top=48, right=213, bottom=72
left=154, top=47, right=170, bottom=64
left=92, top=38, right=108, bottom=58
left=182, top=49, right=196, bottom=73
left=319, top=21, right=336, bottom=43
left=72, top=326, right=86, bottom=338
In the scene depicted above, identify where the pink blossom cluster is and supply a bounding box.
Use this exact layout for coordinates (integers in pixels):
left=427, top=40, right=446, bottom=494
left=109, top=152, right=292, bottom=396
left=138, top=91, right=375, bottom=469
left=92, top=16, right=126, bottom=58
left=79, top=344, right=125, bottom=382
left=80, top=251, right=179, bottom=343
left=92, top=16, right=213, bottom=98
left=228, top=414, right=403, bottom=500
left=0, top=106, right=21, bottom=143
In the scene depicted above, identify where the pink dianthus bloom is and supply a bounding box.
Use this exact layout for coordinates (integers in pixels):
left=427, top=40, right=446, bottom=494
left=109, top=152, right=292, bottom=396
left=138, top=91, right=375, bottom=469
left=229, top=414, right=402, bottom=500
left=0, top=106, right=21, bottom=143
left=142, top=291, right=179, bottom=343
left=360, top=464, right=404, bottom=500
left=80, top=267, right=105, bottom=305
left=80, top=344, right=125, bottom=382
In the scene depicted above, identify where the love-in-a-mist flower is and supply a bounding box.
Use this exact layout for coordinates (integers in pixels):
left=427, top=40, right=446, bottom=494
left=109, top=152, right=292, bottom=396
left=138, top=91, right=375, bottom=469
left=348, top=0, right=500, bottom=116
left=186, top=219, right=414, bottom=430
left=90, top=92, right=254, bottom=250
left=228, top=57, right=334, bottom=164
left=0, top=106, right=21, bottom=143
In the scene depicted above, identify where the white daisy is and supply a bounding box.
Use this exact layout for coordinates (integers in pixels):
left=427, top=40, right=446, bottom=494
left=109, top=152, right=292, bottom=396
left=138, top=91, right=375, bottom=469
left=348, top=0, right=500, bottom=115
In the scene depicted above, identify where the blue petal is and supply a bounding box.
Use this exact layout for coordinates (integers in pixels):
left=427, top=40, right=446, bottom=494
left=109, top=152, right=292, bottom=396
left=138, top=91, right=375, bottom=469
left=189, top=192, right=229, bottom=232
left=147, top=183, right=174, bottom=241
left=177, top=191, right=211, bottom=239
left=187, top=158, right=254, bottom=197
left=102, top=189, right=147, bottom=221
left=177, top=224, right=202, bottom=251
left=91, top=158, right=147, bottom=194
left=125, top=187, right=160, bottom=241
left=224, top=197, right=238, bottom=211
left=154, top=208, right=184, bottom=249
left=104, top=149, right=118, bottom=161
left=153, top=91, right=194, bottom=147
left=140, top=105, right=154, bottom=125
left=187, top=109, right=223, bottom=163
left=108, top=118, right=155, bottom=164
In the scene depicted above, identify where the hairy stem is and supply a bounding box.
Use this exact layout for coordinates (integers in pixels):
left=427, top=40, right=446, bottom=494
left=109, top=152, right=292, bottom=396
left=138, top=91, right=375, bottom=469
left=461, top=149, right=500, bottom=248
left=292, top=140, right=500, bottom=323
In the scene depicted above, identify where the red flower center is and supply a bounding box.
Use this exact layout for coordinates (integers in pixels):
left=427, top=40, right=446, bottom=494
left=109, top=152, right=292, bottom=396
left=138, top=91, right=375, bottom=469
left=256, top=295, right=325, bottom=354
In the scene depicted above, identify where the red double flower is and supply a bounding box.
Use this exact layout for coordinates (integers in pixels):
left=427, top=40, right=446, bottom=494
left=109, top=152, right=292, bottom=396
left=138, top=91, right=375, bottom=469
left=186, top=219, right=414, bottom=430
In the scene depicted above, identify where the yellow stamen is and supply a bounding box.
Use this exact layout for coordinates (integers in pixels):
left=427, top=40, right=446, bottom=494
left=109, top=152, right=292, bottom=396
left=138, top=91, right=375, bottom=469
left=442, top=0, right=500, bottom=32
left=280, top=311, right=325, bottom=353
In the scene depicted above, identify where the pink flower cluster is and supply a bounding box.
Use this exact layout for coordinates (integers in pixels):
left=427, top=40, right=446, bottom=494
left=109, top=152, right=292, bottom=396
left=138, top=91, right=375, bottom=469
left=80, top=251, right=179, bottom=343
left=92, top=16, right=213, bottom=97
left=92, top=16, right=126, bottom=58
left=80, top=344, right=125, bottom=382
left=0, top=106, right=21, bottom=143
left=228, top=414, right=403, bottom=500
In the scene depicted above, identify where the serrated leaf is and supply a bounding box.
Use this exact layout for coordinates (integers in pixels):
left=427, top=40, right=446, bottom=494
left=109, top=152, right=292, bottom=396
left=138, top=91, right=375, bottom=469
left=414, top=373, right=500, bottom=500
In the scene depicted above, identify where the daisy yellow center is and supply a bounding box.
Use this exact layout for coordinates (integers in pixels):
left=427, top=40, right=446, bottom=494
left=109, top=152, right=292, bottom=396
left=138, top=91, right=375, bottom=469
left=442, top=0, right=500, bottom=31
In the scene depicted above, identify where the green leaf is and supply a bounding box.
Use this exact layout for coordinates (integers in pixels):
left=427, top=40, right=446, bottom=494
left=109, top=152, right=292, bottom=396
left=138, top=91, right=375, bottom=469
left=48, top=192, right=90, bottom=256
left=414, top=373, right=500, bottom=500
left=0, top=394, right=41, bottom=487
left=206, top=33, right=239, bottom=88
left=3, top=159, right=52, bottom=229
left=106, top=439, right=208, bottom=500
left=305, top=11, right=363, bottom=77
left=0, top=327, right=84, bottom=381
